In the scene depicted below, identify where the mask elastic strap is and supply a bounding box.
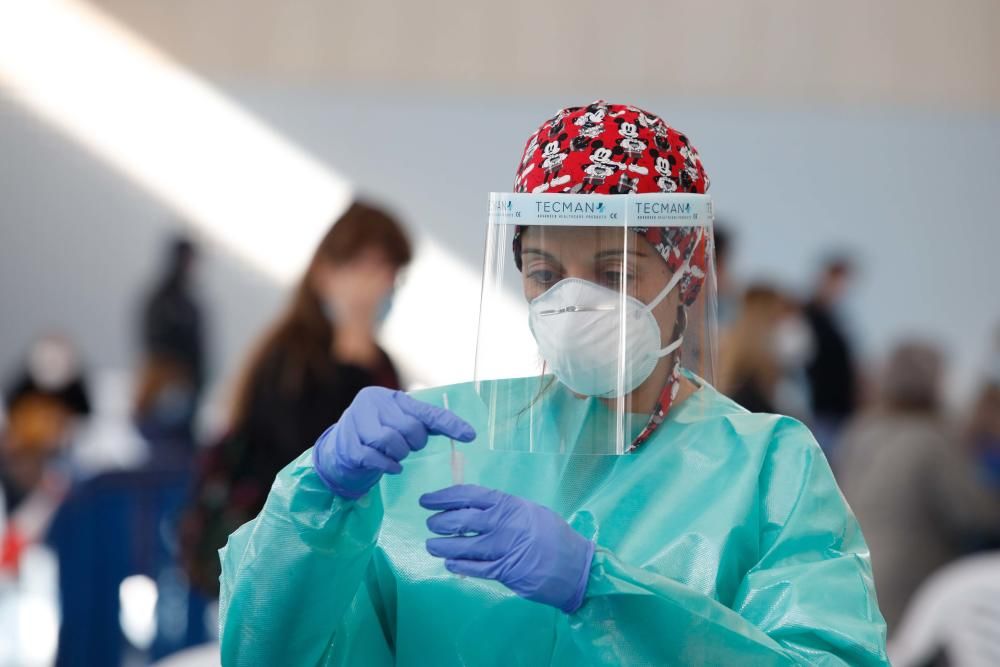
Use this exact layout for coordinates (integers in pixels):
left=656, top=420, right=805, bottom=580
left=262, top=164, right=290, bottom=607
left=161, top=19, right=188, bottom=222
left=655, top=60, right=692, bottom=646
left=655, top=335, right=684, bottom=359
left=643, top=264, right=686, bottom=313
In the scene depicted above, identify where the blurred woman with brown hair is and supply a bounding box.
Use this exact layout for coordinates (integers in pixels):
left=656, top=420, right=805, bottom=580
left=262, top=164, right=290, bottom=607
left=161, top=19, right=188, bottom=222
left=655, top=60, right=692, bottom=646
left=719, top=284, right=815, bottom=418
left=718, top=284, right=786, bottom=413
left=182, top=200, right=412, bottom=595
left=228, top=201, right=411, bottom=474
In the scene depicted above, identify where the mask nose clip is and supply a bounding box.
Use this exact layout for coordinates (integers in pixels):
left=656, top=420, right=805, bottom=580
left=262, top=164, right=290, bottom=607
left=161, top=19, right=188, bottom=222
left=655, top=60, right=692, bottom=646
left=538, top=304, right=616, bottom=316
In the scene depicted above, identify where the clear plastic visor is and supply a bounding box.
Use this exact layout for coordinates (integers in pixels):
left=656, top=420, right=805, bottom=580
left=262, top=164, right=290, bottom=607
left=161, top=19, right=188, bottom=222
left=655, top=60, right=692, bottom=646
left=474, top=193, right=718, bottom=455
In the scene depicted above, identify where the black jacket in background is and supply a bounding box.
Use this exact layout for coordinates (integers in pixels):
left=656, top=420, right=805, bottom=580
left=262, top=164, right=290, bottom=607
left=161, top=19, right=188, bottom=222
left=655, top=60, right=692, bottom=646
left=235, top=346, right=401, bottom=483
left=142, top=279, right=205, bottom=387
left=804, top=301, right=856, bottom=419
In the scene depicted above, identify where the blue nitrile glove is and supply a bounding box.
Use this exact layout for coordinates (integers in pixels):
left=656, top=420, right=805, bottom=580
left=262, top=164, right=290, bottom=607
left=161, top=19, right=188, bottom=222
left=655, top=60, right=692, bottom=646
left=420, top=485, right=595, bottom=614
left=313, top=387, right=476, bottom=499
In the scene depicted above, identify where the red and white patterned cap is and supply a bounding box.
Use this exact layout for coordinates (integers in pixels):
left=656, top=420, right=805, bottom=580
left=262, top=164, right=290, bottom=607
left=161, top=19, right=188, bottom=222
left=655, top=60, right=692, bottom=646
left=512, top=101, right=710, bottom=307
left=514, top=100, right=709, bottom=196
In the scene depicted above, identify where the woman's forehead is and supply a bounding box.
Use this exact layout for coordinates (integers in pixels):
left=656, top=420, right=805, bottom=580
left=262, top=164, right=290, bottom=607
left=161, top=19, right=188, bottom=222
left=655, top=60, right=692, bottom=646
left=520, top=226, right=641, bottom=252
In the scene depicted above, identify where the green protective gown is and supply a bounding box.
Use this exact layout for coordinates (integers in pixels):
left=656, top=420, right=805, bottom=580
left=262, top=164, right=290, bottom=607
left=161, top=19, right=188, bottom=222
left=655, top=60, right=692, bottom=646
left=218, top=379, right=888, bottom=666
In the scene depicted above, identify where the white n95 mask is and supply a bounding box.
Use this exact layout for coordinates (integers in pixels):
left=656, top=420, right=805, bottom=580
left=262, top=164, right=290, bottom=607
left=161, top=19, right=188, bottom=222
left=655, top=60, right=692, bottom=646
left=528, top=272, right=685, bottom=398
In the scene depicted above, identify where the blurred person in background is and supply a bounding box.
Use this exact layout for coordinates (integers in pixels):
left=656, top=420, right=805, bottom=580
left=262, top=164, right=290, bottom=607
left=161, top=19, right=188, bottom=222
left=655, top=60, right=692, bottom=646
left=719, top=283, right=785, bottom=413
left=0, top=334, right=90, bottom=570
left=712, top=224, right=736, bottom=328
left=804, top=255, right=859, bottom=454
left=962, top=332, right=1000, bottom=555
left=719, top=283, right=812, bottom=418
left=181, top=200, right=411, bottom=597
left=837, top=341, right=1000, bottom=635
left=772, top=294, right=816, bottom=421
left=968, top=329, right=1000, bottom=489
left=968, top=383, right=1000, bottom=487
left=134, top=236, right=207, bottom=449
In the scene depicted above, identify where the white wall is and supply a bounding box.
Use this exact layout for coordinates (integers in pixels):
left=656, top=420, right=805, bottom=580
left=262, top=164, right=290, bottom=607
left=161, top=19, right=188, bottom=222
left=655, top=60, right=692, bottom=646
left=0, top=93, right=285, bottom=402
left=86, top=0, right=1000, bottom=113
left=2, top=86, right=998, bottom=408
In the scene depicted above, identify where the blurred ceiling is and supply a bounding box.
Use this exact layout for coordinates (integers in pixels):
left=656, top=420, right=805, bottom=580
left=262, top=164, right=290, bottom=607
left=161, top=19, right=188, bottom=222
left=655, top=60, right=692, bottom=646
left=87, top=0, right=1000, bottom=110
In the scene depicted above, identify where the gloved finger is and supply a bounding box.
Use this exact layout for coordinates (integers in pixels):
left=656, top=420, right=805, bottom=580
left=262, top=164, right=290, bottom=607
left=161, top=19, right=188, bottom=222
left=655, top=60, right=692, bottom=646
left=419, top=485, right=504, bottom=511
left=340, top=411, right=393, bottom=466
left=394, top=392, right=476, bottom=442
left=425, top=534, right=505, bottom=561
left=353, top=443, right=403, bottom=475
left=349, top=403, right=387, bottom=452
left=376, top=398, right=430, bottom=452
left=352, top=386, right=394, bottom=409
left=426, top=508, right=494, bottom=536
left=445, top=558, right=502, bottom=580
left=368, top=425, right=410, bottom=462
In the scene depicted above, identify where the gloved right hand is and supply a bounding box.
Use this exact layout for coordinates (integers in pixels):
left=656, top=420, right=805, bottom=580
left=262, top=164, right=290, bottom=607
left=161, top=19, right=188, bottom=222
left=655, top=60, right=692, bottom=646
left=312, top=387, right=476, bottom=499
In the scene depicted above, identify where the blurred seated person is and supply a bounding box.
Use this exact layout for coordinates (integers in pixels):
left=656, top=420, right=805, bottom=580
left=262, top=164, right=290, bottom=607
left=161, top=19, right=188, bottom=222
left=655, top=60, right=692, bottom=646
left=133, top=355, right=201, bottom=466
left=967, top=361, right=1000, bottom=489
left=181, top=200, right=411, bottom=596
left=837, top=341, right=1000, bottom=635
left=963, top=353, right=1000, bottom=554
left=1, top=334, right=90, bottom=570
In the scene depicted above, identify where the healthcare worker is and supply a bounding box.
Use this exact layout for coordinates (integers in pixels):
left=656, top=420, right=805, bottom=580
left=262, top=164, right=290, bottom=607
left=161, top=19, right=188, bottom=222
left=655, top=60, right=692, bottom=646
left=219, top=102, right=888, bottom=666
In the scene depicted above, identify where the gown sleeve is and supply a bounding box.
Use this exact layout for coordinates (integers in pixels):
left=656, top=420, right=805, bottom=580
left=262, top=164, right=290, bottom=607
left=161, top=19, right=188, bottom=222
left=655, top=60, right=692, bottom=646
left=558, top=418, right=889, bottom=666
left=218, top=449, right=394, bottom=667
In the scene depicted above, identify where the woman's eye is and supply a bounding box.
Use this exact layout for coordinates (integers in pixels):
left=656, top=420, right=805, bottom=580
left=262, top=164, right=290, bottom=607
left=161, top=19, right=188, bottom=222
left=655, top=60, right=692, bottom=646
left=528, top=269, right=558, bottom=285
left=601, top=271, right=632, bottom=289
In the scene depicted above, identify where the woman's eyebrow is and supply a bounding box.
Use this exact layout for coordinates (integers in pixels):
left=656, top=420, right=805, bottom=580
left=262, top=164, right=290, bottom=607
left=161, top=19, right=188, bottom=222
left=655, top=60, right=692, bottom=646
left=521, top=248, right=559, bottom=263
left=594, top=249, right=648, bottom=259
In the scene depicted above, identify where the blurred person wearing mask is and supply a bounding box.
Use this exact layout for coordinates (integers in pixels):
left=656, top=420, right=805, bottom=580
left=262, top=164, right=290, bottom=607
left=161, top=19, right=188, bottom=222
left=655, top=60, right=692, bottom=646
left=804, top=256, right=858, bottom=453
left=837, top=341, right=1000, bottom=635
left=772, top=295, right=816, bottom=420
left=1, top=335, right=90, bottom=569
left=218, top=103, right=887, bottom=665
left=135, top=236, right=207, bottom=445
left=719, top=284, right=779, bottom=413
left=719, top=284, right=811, bottom=418
left=181, top=201, right=410, bottom=597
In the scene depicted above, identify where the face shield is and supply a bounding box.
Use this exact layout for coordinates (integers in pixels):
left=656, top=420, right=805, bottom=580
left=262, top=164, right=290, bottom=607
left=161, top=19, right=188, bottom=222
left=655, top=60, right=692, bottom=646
left=474, top=192, right=718, bottom=455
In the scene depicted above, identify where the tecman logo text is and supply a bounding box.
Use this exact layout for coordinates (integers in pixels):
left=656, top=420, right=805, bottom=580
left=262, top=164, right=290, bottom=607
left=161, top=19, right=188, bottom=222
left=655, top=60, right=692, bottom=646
left=536, top=201, right=606, bottom=214
left=634, top=202, right=691, bottom=215
left=491, top=199, right=521, bottom=217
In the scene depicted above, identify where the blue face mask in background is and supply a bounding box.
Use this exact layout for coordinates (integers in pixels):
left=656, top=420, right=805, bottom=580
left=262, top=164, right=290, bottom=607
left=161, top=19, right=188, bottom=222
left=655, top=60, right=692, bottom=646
left=321, top=288, right=395, bottom=326
left=376, top=289, right=395, bottom=325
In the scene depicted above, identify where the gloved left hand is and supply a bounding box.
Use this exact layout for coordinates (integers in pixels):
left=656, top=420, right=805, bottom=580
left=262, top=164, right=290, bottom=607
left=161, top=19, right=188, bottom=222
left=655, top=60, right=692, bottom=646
left=420, top=485, right=595, bottom=614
